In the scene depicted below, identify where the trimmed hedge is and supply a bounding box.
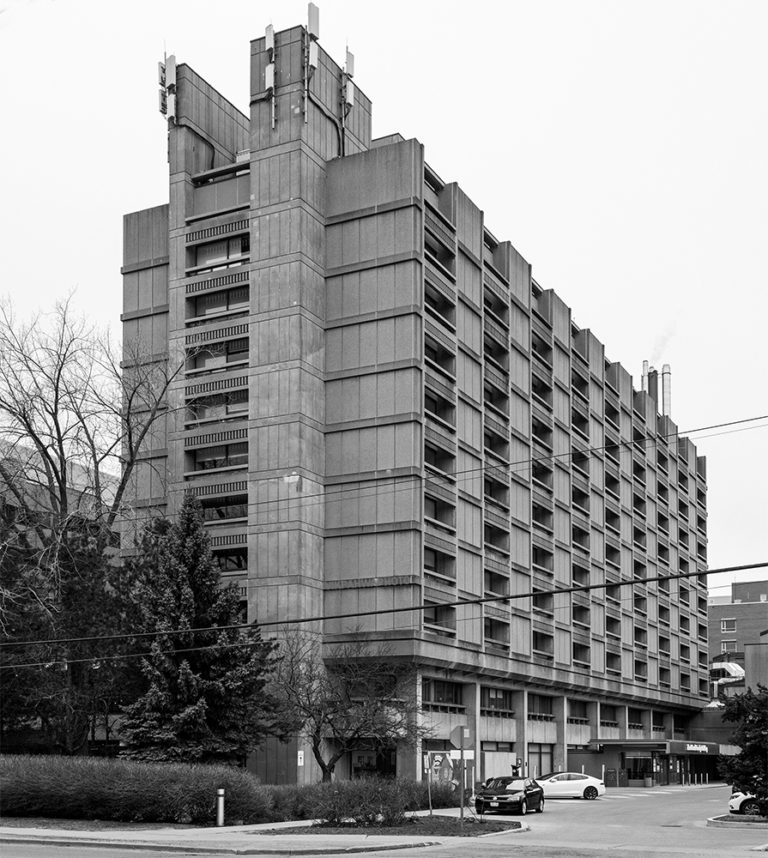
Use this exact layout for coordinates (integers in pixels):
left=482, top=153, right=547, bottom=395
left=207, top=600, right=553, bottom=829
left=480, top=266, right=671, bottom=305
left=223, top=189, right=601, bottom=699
left=0, top=756, right=459, bottom=826
left=0, top=755, right=270, bottom=825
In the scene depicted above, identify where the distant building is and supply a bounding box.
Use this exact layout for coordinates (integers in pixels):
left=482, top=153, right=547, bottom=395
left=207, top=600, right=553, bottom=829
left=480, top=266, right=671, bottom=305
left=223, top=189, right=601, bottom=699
left=708, top=579, right=768, bottom=694
left=708, top=580, right=768, bottom=659
left=122, top=13, right=717, bottom=786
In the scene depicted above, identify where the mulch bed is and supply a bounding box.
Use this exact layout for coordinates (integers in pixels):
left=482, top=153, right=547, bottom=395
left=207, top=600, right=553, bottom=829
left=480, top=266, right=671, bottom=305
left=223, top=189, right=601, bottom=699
left=257, top=815, right=522, bottom=837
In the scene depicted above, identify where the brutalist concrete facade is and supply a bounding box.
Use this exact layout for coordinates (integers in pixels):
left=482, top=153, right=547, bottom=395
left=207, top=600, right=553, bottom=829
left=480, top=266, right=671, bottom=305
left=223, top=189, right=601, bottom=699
left=122, top=22, right=710, bottom=785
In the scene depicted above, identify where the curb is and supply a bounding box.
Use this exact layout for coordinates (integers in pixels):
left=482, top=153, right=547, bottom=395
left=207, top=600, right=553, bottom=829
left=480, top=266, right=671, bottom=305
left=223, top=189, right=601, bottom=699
left=0, top=833, right=443, bottom=855
left=707, top=816, right=768, bottom=830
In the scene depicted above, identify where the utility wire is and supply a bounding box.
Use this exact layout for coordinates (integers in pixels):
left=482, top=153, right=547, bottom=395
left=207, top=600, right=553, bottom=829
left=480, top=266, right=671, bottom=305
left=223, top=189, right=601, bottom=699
left=27, top=416, right=765, bottom=531
left=188, top=414, right=767, bottom=514
left=2, top=561, right=764, bottom=657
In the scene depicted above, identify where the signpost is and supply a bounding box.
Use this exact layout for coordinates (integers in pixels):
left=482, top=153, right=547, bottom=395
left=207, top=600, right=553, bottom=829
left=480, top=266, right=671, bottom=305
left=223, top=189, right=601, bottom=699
left=449, top=725, right=474, bottom=826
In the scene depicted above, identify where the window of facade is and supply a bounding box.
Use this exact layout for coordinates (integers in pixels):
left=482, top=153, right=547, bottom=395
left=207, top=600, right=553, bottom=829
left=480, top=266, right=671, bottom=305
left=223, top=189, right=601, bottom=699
left=200, top=494, right=248, bottom=521
left=423, top=602, right=456, bottom=635
left=484, top=618, right=510, bottom=646
left=191, top=441, right=248, bottom=471
left=194, top=234, right=250, bottom=269
left=484, top=569, right=509, bottom=596
left=573, top=642, right=590, bottom=665
left=213, top=548, right=247, bottom=571
left=721, top=640, right=737, bottom=652
left=422, top=678, right=462, bottom=706
left=424, top=548, right=455, bottom=581
left=721, top=618, right=736, bottom=632
left=481, top=686, right=515, bottom=713
left=190, top=284, right=248, bottom=318
left=532, top=631, right=554, bottom=658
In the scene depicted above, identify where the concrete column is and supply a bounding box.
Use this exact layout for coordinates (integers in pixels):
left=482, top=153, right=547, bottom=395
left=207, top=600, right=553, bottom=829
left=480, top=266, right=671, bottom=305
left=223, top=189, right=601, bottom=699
left=512, top=689, right=528, bottom=775
left=554, top=695, right=567, bottom=771
left=618, top=704, right=629, bottom=740
left=586, top=700, right=600, bottom=743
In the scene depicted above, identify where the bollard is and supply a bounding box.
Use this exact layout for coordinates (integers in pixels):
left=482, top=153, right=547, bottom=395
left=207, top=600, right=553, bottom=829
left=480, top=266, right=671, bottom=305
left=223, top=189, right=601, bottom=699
left=217, top=788, right=225, bottom=827
left=706, top=773, right=709, bottom=785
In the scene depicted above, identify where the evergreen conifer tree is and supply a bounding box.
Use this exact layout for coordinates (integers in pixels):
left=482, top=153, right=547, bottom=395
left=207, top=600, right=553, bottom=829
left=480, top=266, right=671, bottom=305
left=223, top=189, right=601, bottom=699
left=120, top=495, right=278, bottom=764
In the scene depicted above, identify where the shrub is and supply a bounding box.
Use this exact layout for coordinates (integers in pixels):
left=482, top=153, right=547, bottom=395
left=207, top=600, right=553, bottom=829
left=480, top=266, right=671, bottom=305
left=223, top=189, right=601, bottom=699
left=304, top=777, right=459, bottom=826
left=0, top=755, right=271, bottom=825
left=0, top=757, right=460, bottom=826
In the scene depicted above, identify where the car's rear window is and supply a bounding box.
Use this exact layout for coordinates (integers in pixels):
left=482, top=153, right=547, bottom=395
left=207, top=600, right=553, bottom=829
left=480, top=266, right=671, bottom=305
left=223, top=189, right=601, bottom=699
left=486, top=778, right=527, bottom=791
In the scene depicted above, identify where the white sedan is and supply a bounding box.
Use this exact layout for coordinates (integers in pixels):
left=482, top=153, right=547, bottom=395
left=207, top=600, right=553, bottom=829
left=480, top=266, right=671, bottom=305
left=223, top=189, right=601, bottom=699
left=535, top=772, right=606, bottom=799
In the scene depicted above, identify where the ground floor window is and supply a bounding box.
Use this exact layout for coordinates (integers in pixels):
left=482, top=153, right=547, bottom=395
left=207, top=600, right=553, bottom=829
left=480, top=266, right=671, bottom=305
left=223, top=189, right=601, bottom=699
left=527, top=743, right=553, bottom=778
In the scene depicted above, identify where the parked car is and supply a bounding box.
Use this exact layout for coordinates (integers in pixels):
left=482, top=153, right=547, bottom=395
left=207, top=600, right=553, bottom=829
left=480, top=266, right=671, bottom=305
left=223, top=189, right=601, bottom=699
left=729, top=791, right=763, bottom=816
left=475, top=776, right=545, bottom=815
left=535, top=771, right=606, bottom=799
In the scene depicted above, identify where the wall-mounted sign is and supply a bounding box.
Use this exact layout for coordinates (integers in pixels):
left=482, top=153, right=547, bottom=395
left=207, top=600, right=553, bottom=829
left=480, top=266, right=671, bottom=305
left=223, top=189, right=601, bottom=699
left=666, top=740, right=719, bottom=755
left=297, top=750, right=304, bottom=766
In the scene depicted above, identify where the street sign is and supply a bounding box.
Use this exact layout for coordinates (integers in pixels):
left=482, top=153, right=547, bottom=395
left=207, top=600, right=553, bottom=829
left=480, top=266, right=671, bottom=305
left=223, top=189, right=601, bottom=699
left=448, top=749, right=475, bottom=760
left=449, top=725, right=474, bottom=749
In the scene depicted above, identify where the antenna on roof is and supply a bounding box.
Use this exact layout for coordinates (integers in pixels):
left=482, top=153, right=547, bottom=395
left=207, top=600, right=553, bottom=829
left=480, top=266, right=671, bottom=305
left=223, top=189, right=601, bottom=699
left=158, top=52, right=176, bottom=124
left=265, top=24, right=276, bottom=128
left=303, top=3, right=320, bottom=124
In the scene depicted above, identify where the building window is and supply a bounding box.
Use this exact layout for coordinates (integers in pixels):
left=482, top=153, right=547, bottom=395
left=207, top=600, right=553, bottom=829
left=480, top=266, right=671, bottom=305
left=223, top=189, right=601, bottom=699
left=200, top=494, right=248, bottom=521
left=721, top=640, right=737, bottom=653
left=190, top=284, right=248, bottom=318
left=191, top=442, right=248, bottom=471
left=484, top=617, right=510, bottom=645
left=481, top=686, right=515, bottom=713
left=532, top=631, right=554, bottom=658
left=422, top=679, right=462, bottom=706
left=194, top=234, right=250, bottom=269
left=213, top=548, right=248, bottom=571
left=423, top=602, right=456, bottom=635
left=721, top=618, right=736, bottom=632
left=424, top=548, right=455, bottom=582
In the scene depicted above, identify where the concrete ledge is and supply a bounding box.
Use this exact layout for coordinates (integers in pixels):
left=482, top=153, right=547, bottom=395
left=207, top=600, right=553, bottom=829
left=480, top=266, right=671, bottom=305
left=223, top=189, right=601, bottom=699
left=707, top=814, right=768, bottom=830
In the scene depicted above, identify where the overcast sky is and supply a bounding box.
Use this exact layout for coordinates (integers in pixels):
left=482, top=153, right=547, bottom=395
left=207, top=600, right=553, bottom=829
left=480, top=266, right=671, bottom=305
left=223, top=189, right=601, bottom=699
left=1, top=0, right=766, bottom=597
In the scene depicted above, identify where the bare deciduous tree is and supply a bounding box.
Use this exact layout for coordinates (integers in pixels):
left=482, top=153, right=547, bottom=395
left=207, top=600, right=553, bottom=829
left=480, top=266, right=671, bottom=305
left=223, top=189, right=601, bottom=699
left=273, top=630, right=431, bottom=782
left=0, top=296, right=185, bottom=753
left=0, top=296, right=184, bottom=627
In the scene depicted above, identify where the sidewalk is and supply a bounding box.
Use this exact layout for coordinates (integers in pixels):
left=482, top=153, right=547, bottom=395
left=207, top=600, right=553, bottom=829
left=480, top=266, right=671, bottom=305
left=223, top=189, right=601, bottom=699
left=0, top=786, right=721, bottom=855
left=0, top=819, right=443, bottom=856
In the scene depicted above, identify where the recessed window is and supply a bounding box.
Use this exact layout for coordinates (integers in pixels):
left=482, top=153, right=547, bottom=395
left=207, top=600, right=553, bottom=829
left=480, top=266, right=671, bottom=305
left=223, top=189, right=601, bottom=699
left=481, top=686, right=514, bottom=713
left=721, top=640, right=737, bottom=653
left=721, top=618, right=736, bottom=632
left=194, top=234, right=250, bottom=269
left=422, top=678, right=462, bottom=705
left=213, top=548, right=248, bottom=571
left=191, top=441, right=248, bottom=471
left=201, top=494, right=248, bottom=521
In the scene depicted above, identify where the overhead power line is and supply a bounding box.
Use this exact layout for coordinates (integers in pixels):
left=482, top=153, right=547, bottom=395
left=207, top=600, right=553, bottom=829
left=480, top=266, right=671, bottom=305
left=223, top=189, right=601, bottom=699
left=193, top=414, right=768, bottom=515
left=2, top=561, right=765, bottom=660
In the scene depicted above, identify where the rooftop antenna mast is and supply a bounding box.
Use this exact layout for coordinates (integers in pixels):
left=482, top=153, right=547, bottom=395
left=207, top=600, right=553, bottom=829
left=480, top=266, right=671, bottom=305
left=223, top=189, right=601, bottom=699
left=340, top=45, right=355, bottom=155
left=265, top=23, right=276, bottom=128
left=304, top=3, right=320, bottom=123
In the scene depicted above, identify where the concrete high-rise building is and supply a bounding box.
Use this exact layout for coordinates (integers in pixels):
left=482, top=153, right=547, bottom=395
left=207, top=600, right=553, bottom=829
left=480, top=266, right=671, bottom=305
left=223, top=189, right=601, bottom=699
left=122, top=14, right=716, bottom=785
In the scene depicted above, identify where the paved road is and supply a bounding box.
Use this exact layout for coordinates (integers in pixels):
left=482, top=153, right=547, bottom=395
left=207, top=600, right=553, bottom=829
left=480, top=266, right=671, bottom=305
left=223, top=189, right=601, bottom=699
left=2, top=785, right=766, bottom=858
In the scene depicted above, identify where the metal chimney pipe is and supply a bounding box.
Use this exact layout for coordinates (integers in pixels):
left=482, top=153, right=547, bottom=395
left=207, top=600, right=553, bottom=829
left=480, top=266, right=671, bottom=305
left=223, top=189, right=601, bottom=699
left=641, top=360, right=649, bottom=393
left=648, top=368, right=658, bottom=403
left=661, top=364, right=671, bottom=417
